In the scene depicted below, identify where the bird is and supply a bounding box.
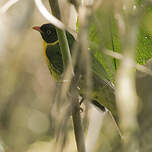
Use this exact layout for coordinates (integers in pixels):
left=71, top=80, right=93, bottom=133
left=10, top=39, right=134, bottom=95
left=33, top=23, right=118, bottom=121
left=33, top=24, right=74, bottom=81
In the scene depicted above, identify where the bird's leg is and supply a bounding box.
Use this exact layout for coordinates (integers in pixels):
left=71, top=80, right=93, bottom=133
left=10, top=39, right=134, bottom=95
left=79, top=97, right=84, bottom=105
left=79, top=97, right=84, bottom=112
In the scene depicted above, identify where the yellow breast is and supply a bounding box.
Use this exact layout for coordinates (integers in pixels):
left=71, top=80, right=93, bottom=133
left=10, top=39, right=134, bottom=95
left=43, top=40, right=60, bottom=81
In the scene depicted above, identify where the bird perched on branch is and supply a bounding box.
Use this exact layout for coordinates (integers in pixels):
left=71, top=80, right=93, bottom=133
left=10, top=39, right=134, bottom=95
left=33, top=23, right=118, bottom=121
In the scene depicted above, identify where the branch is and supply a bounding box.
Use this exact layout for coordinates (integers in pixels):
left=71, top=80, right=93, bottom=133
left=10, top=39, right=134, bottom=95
left=34, top=0, right=64, bottom=29
left=104, top=50, right=152, bottom=77
left=115, top=2, right=140, bottom=151
left=48, top=1, right=86, bottom=152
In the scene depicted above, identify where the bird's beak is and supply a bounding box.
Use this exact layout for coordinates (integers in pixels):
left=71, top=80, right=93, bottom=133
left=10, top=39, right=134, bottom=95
left=32, top=26, right=43, bottom=33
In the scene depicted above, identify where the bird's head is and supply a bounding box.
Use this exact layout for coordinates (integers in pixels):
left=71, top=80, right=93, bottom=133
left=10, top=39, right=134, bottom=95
left=33, top=24, right=58, bottom=43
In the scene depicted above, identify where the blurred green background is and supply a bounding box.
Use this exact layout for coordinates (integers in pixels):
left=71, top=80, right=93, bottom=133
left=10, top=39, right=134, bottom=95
left=0, top=0, right=152, bottom=152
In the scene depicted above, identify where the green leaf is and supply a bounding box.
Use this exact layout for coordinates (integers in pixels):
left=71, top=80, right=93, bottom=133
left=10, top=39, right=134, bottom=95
left=88, top=2, right=152, bottom=82
left=88, top=5, right=121, bottom=82
left=136, top=6, right=152, bottom=64
left=136, top=29, right=152, bottom=64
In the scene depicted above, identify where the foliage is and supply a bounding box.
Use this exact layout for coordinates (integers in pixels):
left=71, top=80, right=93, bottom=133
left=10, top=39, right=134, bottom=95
left=0, top=0, right=152, bottom=152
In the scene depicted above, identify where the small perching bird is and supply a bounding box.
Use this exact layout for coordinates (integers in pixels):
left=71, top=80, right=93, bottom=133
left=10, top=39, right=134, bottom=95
left=33, top=23, right=118, bottom=121
left=33, top=24, right=74, bottom=81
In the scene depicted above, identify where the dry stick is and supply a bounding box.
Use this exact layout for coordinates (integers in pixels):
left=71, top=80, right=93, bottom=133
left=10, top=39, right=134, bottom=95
left=116, top=4, right=140, bottom=152
left=48, top=1, right=86, bottom=152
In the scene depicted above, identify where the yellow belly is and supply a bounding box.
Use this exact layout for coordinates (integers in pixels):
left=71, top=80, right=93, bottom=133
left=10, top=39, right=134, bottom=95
left=43, top=40, right=60, bottom=81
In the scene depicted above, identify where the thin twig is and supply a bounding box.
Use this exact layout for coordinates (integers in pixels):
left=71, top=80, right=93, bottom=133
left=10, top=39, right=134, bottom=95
left=72, top=101, right=86, bottom=152
left=56, top=30, right=74, bottom=75
left=34, top=0, right=65, bottom=29
left=104, top=50, right=152, bottom=76
left=48, top=0, right=86, bottom=152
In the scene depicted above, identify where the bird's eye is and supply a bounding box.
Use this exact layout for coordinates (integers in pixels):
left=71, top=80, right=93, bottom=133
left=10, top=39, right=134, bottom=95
left=47, top=30, right=51, bottom=35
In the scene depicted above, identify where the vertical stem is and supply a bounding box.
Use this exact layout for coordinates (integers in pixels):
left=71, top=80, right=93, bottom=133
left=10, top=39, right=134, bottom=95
left=56, top=29, right=74, bottom=75
left=49, top=0, right=60, bottom=19
left=72, top=101, right=86, bottom=152
left=48, top=0, right=73, bottom=73
left=116, top=2, right=140, bottom=151
left=48, top=1, right=86, bottom=152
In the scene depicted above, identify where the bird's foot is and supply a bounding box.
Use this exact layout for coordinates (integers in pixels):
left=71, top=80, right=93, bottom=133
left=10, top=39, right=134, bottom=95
left=79, top=97, right=84, bottom=113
